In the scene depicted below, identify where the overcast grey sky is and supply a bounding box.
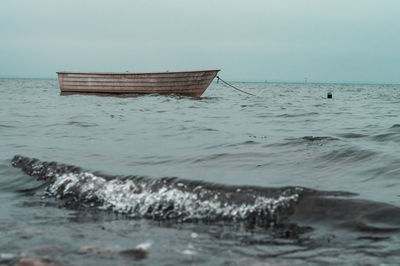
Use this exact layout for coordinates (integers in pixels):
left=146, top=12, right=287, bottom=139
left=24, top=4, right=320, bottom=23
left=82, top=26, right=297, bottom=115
left=1, top=0, right=399, bottom=82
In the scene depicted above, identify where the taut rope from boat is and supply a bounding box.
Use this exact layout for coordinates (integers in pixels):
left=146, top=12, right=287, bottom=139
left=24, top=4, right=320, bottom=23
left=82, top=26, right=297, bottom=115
left=216, top=76, right=256, bottom=96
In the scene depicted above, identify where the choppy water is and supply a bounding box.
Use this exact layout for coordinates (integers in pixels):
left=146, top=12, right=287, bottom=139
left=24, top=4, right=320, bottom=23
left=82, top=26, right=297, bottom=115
left=1, top=78, right=400, bottom=265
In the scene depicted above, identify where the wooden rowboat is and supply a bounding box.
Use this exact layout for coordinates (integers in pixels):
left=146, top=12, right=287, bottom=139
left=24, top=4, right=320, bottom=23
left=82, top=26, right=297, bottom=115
left=57, top=69, right=220, bottom=97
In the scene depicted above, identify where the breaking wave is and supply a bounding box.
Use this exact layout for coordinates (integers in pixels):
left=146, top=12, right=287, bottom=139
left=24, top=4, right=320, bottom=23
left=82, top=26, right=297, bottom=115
left=11, top=155, right=305, bottom=226
left=12, top=155, right=400, bottom=233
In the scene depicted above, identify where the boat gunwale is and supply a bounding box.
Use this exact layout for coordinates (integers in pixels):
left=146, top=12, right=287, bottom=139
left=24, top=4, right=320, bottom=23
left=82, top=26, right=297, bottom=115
left=57, top=69, right=220, bottom=75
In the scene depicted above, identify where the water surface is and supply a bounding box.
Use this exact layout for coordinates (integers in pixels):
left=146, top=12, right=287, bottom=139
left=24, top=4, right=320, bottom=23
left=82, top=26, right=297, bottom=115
left=1, top=79, right=400, bottom=265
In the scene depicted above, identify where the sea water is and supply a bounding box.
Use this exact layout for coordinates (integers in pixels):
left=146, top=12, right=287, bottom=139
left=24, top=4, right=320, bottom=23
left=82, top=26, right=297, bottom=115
left=0, top=78, right=399, bottom=265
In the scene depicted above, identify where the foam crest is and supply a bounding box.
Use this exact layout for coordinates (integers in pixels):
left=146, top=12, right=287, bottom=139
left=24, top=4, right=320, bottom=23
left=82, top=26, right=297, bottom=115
left=12, top=155, right=302, bottom=225
left=45, top=171, right=299, bottom=223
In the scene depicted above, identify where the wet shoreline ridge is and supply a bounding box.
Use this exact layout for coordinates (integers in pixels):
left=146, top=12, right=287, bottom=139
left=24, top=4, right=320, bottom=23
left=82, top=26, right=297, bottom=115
left=11, top=155, right=400, bottom=235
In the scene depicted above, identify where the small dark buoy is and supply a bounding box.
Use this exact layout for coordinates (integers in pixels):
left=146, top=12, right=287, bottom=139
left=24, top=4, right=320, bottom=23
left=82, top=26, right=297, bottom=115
left=327, top=92, right=332, bottom=98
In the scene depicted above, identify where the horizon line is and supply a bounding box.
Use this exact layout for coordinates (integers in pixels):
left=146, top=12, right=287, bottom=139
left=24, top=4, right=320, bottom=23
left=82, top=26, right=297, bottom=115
left=0, top=75, right=399, bottom=86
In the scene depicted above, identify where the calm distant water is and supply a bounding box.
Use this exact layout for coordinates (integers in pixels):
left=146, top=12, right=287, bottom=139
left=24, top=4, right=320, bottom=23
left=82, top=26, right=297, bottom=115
left=1, top=78, right=400, bottom=265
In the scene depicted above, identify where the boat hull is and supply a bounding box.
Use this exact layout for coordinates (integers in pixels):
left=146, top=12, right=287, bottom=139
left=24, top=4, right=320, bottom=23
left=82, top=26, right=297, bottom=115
left=57, top=69, right=220, bottom=97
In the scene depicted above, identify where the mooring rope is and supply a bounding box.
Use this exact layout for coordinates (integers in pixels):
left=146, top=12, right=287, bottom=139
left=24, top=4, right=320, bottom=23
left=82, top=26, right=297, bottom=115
left=216, top=76, right=256, bottom=96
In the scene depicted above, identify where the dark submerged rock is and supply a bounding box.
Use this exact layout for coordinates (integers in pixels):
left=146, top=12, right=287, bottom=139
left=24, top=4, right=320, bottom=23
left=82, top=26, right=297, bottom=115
left=119, top=248, right=148, bottom=260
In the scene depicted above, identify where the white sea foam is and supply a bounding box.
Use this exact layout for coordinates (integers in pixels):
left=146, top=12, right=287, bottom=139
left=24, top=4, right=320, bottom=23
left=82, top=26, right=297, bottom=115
left=136, top=241, right=153, bottom=250
left=45, top=171, right=299, bottom=221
